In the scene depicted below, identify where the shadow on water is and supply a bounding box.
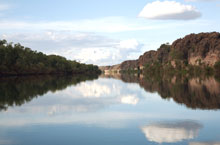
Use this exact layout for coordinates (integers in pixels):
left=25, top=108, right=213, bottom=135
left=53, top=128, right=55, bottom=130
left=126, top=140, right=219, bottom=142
left=0, top=74, right=99, bottom=111
left=101, top=73, right=220, bottom=110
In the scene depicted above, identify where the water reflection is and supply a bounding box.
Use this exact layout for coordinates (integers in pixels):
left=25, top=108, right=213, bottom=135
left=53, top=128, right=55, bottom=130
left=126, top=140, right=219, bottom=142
left=0, top=77, right=148, bottom=128
left=102, top=74, right=220, bottom=110
left=0, top=74, right=220, bottom=145
left=1, top=73, right=219, bottom=112
left=141, top=121, right=202, bottom=143
left=0, top=74, right=99, bottom=111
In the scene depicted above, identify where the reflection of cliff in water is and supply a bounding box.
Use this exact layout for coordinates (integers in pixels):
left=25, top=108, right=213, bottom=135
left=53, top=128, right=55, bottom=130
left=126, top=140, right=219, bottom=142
left=0, top=75, right=99, bottom=111
left=101, top=74, right=220, bottom=110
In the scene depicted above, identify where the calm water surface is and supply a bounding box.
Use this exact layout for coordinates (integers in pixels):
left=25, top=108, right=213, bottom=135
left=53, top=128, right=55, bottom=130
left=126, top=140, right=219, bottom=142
left=0, top=74, right=220, bottom=145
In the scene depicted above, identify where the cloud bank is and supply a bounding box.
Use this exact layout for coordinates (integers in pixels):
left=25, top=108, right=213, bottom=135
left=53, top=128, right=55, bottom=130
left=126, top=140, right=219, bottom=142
left=138, top=1, right=201, bottom=20
left=1, top=31, right=143, bottom=65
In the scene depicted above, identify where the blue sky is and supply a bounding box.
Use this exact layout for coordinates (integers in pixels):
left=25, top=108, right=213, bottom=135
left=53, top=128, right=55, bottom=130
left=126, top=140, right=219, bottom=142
left=0, top=0, right=220, bottom=65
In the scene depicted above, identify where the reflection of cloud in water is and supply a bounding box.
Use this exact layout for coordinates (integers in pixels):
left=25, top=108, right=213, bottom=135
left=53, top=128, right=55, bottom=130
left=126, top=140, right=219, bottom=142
left=74, top=82, right=111, bottom=97
left=46, top=78, right=141, bottom=113
left=121, top=95, right=139, bottom=105
left=0, top=78, right=148, bottom=127
left=0, top=111, right=154, bottom=128
left=8, top=98, right=114, bottom=114
left=47, top=105, right=103, bottom=115
left=190, top=142, right=220, bottom=145
left=141, top=121, right=202, bottom=143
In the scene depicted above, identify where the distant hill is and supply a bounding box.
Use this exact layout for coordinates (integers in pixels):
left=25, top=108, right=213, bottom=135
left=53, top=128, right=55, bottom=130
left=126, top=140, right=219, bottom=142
left=100, top=32, right=220, bottom=74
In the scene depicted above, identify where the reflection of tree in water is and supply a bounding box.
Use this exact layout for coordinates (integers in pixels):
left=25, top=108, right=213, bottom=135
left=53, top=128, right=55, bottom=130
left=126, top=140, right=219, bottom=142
left=0, top=75, right=99, bottom=111
left=102, top=73, right=220, bottom=110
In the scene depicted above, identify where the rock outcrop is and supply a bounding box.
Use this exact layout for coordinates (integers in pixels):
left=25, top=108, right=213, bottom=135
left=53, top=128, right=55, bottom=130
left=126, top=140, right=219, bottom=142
left=100, top=32, right=220, bottom=72
left=171, top=32, right=220, bottom=66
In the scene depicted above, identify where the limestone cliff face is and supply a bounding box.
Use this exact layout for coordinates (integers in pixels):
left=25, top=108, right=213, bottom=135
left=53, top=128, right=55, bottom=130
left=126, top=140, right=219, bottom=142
left=171, top=32, right=220, bottom=66
left=138, top=50, right=157, bottom=67
left=100, top=32, right=220, bottom=72
left=99, top=64, right=121, bottom=73
left=120, top=60, right=139, bottom=70
left=139, top=44, right=171, bottom=66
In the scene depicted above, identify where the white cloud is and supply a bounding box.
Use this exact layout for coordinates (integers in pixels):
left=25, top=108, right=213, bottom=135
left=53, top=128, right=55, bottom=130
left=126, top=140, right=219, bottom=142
left=73, top=48, right=111, bottom=63
left=1, top=31, right=143, bottom=65
left=141, top=121, right=202, bottom=143
left=119, top=39, right=139, bottom=50
left=138, top=1, right=201, bottom=20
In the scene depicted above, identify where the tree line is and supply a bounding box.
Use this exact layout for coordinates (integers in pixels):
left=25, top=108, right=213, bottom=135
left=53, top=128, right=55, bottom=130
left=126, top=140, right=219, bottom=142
left=0, top=40, right=101, bottom=76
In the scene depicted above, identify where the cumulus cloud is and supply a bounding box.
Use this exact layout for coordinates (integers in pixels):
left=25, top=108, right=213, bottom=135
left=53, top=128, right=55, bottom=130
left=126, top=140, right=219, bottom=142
left=119, top=39, right=139, bottom=50
left=1, top=31, right=143, bottom=65
left=0, top=16, right=203, bottom=65
left=138, top=1, right=201, bottom=20
left=141, top=121, right=202, bottom=143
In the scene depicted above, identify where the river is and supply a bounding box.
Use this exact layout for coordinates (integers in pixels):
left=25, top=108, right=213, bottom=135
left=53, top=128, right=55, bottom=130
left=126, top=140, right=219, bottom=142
left=0, top=74, right=220, bottom=145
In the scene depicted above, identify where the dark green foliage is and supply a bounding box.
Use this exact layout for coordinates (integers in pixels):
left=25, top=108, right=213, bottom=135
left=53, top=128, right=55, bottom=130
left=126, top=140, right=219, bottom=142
left=157, top=44, right=171, bottom=63
left=144, top=61, right=163, bottom=76
left=170, top=49, right=185, bottom=60
left=143, top=60, right=216, bottom=77
left=204, top=66, right=214, bottom=75
left=0, top=40, right=101, bottom=76
left=214, top=61, right=220, bottom=73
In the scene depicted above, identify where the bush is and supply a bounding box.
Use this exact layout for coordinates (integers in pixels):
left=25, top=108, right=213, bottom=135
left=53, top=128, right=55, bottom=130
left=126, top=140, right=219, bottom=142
left=214, top=61, right=220, bottom=73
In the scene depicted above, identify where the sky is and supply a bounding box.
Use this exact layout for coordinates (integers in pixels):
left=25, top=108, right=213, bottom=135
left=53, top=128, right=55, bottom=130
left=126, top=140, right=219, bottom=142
left=0, top=0, right=219, bottom=66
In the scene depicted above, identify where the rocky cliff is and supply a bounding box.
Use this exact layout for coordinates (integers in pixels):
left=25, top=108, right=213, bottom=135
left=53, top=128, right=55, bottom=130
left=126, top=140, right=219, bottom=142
left=170, top=32, right=220, bottom=66
left=100, top=32, right=220, bottom=72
